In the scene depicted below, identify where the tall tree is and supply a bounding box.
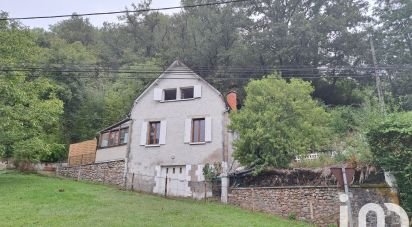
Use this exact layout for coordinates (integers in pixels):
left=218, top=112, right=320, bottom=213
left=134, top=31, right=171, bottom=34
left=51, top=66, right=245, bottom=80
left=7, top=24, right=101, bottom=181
left=50, top=15, right=97, bottom=46
left=229, top=75, right=331, bottom=172
left=0, top=17, right=64, bottom=163
left=43, top=37, right=98, bottom=143
left=120, top=0, right=170, bottom=59
left=241, top=0, right=372, bottom=105
left=373, top=0, right=412, bottom=110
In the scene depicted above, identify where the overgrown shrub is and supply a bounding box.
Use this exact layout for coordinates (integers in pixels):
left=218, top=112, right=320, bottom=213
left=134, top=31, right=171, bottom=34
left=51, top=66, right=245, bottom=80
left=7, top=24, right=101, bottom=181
left=367, top=111, right=412, bottom=212
left=328, top=103, right=383, bottom=166
left=202, top=163, right=222, bottom=181
left=230, top=75, right=331, bottom=173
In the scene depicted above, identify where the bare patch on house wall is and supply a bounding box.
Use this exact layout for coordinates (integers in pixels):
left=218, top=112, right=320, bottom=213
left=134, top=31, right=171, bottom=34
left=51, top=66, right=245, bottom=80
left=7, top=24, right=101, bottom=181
left=201, top=148, right=222, bottom=164
left=189, top=164, right=198, bottom=182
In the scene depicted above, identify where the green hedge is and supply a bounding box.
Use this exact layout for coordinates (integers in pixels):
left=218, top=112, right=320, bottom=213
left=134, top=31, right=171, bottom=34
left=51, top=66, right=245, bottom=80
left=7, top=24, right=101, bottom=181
left=367, top=112, right=412, bottom=212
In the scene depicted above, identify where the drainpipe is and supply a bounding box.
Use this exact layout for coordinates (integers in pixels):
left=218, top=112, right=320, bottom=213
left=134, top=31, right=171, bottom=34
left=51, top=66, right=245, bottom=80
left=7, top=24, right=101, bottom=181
left=124, top=119, right=134, bottom=189
left=342, top=167, right=353, bottom=227
left=221, top=91, right=237, bottom=204
left=221, top=108, right=230, bottom=203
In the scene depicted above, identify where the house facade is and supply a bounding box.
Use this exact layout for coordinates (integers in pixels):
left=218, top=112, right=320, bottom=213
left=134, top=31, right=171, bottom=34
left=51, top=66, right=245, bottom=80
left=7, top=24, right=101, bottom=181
left=82, top=60, right=236, bottom=200
left=123, top=60, right=234, bottom=200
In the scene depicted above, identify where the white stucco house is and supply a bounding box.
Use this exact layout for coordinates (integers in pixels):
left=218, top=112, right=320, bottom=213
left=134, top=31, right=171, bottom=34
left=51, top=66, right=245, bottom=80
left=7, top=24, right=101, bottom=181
left=96, top=60, right=237, bottom=201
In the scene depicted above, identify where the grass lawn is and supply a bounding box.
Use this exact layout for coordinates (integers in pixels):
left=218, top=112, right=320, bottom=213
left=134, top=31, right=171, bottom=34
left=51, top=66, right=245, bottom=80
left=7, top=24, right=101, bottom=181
left=0, top=171, right=311, bottom=227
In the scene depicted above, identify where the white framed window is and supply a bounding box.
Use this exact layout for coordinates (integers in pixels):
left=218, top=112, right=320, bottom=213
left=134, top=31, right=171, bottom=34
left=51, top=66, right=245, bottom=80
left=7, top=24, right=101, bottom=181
left=147, top=121, right=161, bottom=145
left=164, top=89, right=177, bottom=101
left=184, top=117, right=211, bottom=144
left=191, top=118, right=205, bottom=143
left=180, top=87, right=194, bottom=99
left=154, top=85, right=202, bottom=102
left=140, top=120, right=167, bottom=146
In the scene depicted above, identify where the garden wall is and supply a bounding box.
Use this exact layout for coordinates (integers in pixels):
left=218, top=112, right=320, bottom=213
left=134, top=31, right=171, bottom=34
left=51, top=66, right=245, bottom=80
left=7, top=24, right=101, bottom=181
left=57, top=160, right=125, bottom=186
left=228, top=185, right=400, bottom=227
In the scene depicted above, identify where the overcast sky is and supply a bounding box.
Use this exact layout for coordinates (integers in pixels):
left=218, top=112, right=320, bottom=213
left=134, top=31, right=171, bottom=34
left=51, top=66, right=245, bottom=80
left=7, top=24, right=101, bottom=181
left=1, top=0, right=181, bottom=29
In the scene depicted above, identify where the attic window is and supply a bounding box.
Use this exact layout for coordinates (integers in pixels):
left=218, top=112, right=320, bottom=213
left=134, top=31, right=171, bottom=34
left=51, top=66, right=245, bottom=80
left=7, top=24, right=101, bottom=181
left=181, top=87, right=194, bottom=99
left=164, top=89, right=177, bottom=101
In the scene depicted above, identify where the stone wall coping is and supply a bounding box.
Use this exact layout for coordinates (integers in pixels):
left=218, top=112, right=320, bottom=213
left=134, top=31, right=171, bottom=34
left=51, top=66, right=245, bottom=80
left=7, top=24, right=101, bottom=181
left=94, top=159, right=125, bottom=164
left=349, top=185, right=392, bottom=189
left=230, top=184, right=392, bottom=190
left=230, top=185, right=338, bottom=190
left=64, top=159, right=125, bottom=168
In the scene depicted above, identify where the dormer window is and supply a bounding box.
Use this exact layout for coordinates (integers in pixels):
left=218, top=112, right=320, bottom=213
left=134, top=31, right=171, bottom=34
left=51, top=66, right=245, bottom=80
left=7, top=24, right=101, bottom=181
left=181, top=87, right=194, bottom=99
left=164, top=89, right=177, bottom=101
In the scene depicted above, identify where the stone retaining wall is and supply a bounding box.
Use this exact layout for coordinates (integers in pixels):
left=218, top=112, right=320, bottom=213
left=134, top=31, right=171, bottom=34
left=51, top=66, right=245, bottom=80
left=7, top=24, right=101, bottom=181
left=57, top=160, right=125, bottom=186
left=228, top=186, right=400, bottom=227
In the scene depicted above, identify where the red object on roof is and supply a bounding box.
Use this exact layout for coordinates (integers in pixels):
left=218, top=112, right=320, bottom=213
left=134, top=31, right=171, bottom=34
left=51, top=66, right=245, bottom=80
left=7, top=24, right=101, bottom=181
left=226, top=91, right=237, bottom=111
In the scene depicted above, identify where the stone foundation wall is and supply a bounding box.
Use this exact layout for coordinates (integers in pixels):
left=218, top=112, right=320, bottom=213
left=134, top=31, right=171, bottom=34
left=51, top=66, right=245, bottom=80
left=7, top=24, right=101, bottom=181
left=57, top=160, right=125, bottom=186
left=228, top=186, right=400, bottom=227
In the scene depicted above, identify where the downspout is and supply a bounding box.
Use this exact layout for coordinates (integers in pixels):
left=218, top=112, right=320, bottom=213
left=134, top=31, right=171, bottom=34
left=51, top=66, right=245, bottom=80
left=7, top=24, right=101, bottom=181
left=124, top=118, right=134, bottom=189
left=221, top=91, right=237, bottom=203
left=221, top=107, right=230, bottom=203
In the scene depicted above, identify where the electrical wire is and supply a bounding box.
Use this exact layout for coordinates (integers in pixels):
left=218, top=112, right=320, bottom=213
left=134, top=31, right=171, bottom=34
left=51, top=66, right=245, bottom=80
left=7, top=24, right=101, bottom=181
left=0, top=64, right=410, bottom=80
left=4, top=62, right=412, bottom=71
left=0, top=0, right=252, bottom=21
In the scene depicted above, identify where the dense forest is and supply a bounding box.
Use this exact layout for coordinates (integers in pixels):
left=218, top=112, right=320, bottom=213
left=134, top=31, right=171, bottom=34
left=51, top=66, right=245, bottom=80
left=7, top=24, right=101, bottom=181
left=0, top=0, right=410, bottom=163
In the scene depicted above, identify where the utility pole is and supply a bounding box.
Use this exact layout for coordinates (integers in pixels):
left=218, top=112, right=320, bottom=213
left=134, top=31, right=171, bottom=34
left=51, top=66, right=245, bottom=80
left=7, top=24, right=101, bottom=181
left=342, top=167, right=353, bottom=227
left=369, top=37, right=386, bottom=114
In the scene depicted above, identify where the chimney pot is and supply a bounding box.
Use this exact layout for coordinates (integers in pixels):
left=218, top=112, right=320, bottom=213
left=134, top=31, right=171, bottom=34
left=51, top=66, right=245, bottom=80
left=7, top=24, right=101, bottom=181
left=226, top=91, right=237, bottom=111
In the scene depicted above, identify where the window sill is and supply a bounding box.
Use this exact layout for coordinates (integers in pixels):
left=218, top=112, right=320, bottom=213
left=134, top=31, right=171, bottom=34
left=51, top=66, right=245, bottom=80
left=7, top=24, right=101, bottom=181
left=98, top=144, right=127, bottom=150
left=159, top=97, right=199, bottom=103
left=180, top=97, right=196, bottom=101
left=189, top=142, right=206, bottom=145
left=145, top=144, right=161, bottom=147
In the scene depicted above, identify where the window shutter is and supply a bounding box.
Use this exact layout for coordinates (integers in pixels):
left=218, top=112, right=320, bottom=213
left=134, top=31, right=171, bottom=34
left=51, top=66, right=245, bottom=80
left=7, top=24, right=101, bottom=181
left=205, top=117, right=212, bottom=142
left=153, top=88, right=162, bottom=101
left=184, top=119, right=191, bottom=143
left=140, top=121, right=148, bottom=145
left=159, top=120, right=167, bottom=145
left=194, top=85, right=202, bottom=98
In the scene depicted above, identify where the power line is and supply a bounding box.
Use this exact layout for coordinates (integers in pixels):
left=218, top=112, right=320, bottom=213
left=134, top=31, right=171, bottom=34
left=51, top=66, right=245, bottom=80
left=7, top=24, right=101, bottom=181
left=0, top=74, right=378, bottom=80
left=0, top=68, right=410, bottom=76
left=4, top=62, right=412, bottom=71
left=1, top=66, right=412, bottom=73
left=0, top=0, right=252, bottom=21
left=1, top=65, right=410, bottom=81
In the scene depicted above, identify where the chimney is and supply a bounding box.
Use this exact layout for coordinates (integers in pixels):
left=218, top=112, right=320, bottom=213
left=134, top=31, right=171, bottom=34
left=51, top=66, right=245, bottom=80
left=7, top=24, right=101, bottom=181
left=226, top=91, right=237, bottom=111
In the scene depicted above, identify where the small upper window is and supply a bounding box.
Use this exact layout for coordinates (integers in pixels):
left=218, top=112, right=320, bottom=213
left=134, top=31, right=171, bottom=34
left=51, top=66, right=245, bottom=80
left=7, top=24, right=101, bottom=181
left=181, top=87, right=194, bottom=99
left=164, top=89, right=177, bottom=101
